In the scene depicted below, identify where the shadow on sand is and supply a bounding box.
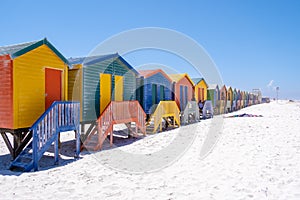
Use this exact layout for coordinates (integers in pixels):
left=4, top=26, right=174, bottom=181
left=0, top=139, right=81, bottom=176
left=80, top=128, right=145, bottom=155
left=0, top=128, right=145, bottom=176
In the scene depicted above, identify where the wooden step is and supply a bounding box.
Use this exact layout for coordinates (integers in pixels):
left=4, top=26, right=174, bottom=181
left=10, top=161, right=33, bottom=172
left=18, top=154, right=32, bottom=162
left=82, top=144, right=97, bottom=151
left=84, top=141, right=98, bottom=147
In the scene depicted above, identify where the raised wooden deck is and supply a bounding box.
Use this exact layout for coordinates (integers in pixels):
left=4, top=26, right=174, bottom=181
left=6, top=101, right=80, bottom=172
left=81, top=101, right=146, bottom=151
left=146, top=101, right=180, bottom=133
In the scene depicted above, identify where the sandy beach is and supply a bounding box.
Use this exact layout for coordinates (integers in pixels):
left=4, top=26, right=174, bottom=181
left=0, top=100, right=300, bottom=199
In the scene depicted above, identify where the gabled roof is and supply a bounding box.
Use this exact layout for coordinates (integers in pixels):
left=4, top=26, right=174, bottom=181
left=220, top=85, right=227, bottom=92
left=68, top=53, right=117, bottom=65
left=138, top=69, right=172, bottom=82
left=227, top=86, right=233, bottom=92
left=208, top=84, right=219, bottom=90
left=0, top=41, right=36, bottom=56
left=168, top=73, right=194, bottom=85
left=0, top=38, right=69, bottom=64
left=68, top=53, right=138, bottom=75
left=191, top=77, right=208, bottom=87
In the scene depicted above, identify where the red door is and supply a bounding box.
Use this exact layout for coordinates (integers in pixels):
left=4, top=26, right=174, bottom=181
left=45, top=68, right=62, bottom=109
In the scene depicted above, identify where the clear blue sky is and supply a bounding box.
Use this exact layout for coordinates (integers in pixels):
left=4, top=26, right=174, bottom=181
left=1, top=0, right=300, bottom=99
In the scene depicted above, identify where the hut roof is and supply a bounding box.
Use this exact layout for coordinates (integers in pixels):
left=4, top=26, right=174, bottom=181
left=220, top=85, right=227, bottom=91
left=191, top=77, right=208, bottom=87
left=138, top=69, right=172, bottom=82
left=208, top=84, right=219, bottom=90
left=68, top=53, right=138, bottom=75
left=168, top=73, right=194, bottom=85
left=0, top=38, right=68, bottom=64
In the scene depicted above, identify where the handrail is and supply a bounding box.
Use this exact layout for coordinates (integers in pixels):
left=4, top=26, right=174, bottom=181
left=182, top=101, right=199, bottom=124
left=95, top=100, right=146, bottom=149
left=111, top=101, right=146, bottom=124
left=30, top=101, right=79, bottom=130
left=31, top=101, right=80, bottom=170
left=150, top=101, right=180, bottom=132
left=98, top=100, right=146, bottom=125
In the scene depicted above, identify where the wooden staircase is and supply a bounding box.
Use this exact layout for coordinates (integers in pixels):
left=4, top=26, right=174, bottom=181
left=81, top=101, right=146, bottom=151
left=219, top=100, right=226, bottom=114
left=146, top=101, right=180, bottom=133
left=181, top=101, right=200, bottom=125
left=9, top=101, right=80, bottom=172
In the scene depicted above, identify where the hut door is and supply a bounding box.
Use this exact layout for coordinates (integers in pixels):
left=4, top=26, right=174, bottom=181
left=152, top=84, right=158, bottom=104
left=100, top=73, right=111, bottom=114
left=214, top=90, right=217, bottom=105
left=198, top=88, right=203, bottom=102
left=45, top=68, right=62, bottom=110
left=114, top=75, right=123, bottom=101
left=184, top=86, right=188, bottom=106
left=159, top=85, right=165, bottom=101
left=180, top=85, right=184, bottom=110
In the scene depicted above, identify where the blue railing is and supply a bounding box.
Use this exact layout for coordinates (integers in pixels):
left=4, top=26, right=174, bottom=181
left=30, top=101, right=80, bottom=171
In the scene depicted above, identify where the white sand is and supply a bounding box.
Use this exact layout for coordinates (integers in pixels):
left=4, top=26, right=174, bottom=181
left=0, top=101, right=300, bottom=199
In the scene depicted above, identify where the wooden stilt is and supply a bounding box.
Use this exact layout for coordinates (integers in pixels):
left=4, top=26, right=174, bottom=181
left=110, top=128, right=113, bottom=147
left=0, top=132, right=14, bottom=157
left=54, top=134, right=59, bottom=165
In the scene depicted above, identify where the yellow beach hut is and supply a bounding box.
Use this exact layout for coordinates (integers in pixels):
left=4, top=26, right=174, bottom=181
left=0, top=38, right=80, bottom=171
left=192, top=78, right=208, bottom=103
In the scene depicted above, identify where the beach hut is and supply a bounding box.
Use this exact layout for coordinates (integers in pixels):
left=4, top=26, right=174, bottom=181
left=226, top=86, right=233, bottom=113
left=207, top=84, right=220, bottom=115
left=244, top=91, right=248, bottom=107
left=253, top=94, right=258, bottom=105
left=247, top=93, right=251, bottom=106
left=232, top=88, right=238, bottom=111
left=236, top=90, right=242, bottom=110
left=168, top=73, right=198, bottom=124
left=240, top=91, right=244, bottom=108
left=219, top=85, right=227, bottom=114
left=252, top=89, right=262, bottom=104
left=137, top=69, right=180, bottom=133
left=68, top=53, right=139, bottom=121
left=253, top=93, right=257, bottom=105
left=168, top=73, right=195, bottom=111
left=68, top=53, right=146, bottom=150
left=192, top=78, right=208, bottom=103
left=0, top=38, right=80, bottom=171
left=137, top=69, right=173, bottom=115
left=245, top=91, right=249, bottom=107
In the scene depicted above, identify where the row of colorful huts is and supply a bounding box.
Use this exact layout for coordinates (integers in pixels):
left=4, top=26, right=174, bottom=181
left=0, top=38, right=262, bottom=171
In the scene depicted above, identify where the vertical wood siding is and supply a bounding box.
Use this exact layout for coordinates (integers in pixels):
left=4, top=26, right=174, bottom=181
left=0, top=55, right=13, bottom=129
left=173, top=76, right=194, bottom=111
left=142, top=73, right=172, bottom=114
left=82, top=58, right=137, bottom=122
left=13, top=44, right=67, bottom=129
left=194, top=80, right=208, bottom=102
left=68, top=67, right=83, bottom=121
